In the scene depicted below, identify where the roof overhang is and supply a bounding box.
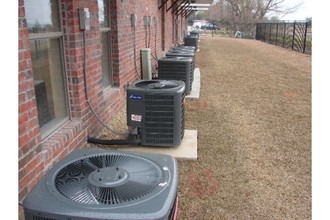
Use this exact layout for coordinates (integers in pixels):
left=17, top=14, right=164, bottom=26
left=159, top=0, right=213, bottom=17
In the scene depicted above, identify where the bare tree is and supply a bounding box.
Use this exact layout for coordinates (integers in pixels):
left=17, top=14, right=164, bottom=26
left=209, top=0, right=303, bottom=33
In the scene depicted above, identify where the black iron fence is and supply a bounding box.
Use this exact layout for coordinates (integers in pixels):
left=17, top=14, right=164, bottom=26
left=256, top=21, right=312, bottom=54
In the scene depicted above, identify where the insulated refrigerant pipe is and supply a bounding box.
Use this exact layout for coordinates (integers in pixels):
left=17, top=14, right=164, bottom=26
left=87, top=136, right=141, bottom=146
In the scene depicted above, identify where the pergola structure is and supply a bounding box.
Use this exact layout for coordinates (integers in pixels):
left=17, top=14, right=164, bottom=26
left=158, top=0, right=213, bottom=17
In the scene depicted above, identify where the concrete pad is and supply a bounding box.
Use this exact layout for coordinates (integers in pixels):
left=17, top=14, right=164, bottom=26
left=114, top=129, right=198, bottom=160
left=186, top=68, right=200, bottom=99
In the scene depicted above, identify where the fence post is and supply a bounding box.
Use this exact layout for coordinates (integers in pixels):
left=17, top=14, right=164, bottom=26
left=275, top=22, right=279, bottom=45
left=269, top=23, right=272, bottom=43
left=292, top=21, right=296, bottom=51
left=303, top=22, right=308, bottom=53
left=256, top=23, right=259, bottom=40
left=283, top=22, right=286, bottom=47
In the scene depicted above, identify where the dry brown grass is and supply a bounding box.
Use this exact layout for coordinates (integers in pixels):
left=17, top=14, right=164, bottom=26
left=178, top=35, right=311, bottom=220
left=98, top=34, right=311, bottom=220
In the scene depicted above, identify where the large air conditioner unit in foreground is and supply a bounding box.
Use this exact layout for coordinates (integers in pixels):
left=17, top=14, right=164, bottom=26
left=127, top=80, right=185, bottom=147
left=158, top=56, right=194, bottom=94
left=23, top=149, right=179, bottom=220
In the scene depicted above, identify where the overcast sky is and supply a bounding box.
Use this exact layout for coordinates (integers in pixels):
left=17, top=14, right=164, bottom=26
left=277, top=0, right=312, bottom=20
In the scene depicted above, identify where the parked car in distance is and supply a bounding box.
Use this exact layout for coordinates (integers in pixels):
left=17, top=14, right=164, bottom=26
left=193, top=20, right=208, bottom=29
left=201, top=23, right=220, bottom=30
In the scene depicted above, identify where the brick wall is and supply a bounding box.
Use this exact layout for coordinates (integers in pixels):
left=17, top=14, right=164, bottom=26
left=18, top=0, right=186, bottom=218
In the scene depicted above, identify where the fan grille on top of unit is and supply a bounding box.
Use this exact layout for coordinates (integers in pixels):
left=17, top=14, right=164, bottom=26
left=53, top=153, right=166, bottom=206
left=134, top=80, right=180, bottom=89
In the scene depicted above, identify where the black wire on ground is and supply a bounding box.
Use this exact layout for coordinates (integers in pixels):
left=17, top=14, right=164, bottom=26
left=82, top=31, right=129, bottom=136
left=87, top=136, right=141, bottom=146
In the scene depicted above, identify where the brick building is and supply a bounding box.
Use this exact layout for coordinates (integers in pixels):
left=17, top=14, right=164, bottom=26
left=18, top=0, right=211, bottom=218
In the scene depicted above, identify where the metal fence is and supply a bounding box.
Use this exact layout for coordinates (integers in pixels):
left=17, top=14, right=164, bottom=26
left=256, top=21, right=312, bottom=54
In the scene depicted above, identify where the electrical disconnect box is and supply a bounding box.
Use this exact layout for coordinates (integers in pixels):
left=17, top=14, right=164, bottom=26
left=154, top=17, right=158, bottom=27
left=79, top=8, right=90, bottom=31
left=131, top=14, right=137, bottom=27
left=144, top=16, right=151, bottom=27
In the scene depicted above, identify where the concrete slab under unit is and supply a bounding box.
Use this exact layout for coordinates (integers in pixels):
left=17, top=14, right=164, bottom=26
left=112, top=129, right=198, bottom=160
left=186, top=68, right=200, bottom=99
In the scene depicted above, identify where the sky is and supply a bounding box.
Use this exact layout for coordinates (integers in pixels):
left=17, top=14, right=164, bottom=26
left=212, top=0, right=312, bottom=21
left=279, top=0, right=312, bottom=20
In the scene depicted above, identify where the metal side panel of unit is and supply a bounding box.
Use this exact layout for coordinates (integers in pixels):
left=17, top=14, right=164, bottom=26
left=141, top=93, right=184, bottom=147
left=158, top=58, right=193, bottom=94
left=127, top=91, right=145, bottom=128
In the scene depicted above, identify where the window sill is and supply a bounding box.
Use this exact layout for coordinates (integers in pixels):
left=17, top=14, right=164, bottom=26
left=41, top=119, right=83, bottom=154
left=103, top=86, right=121, bottom=98
left=40, top=117, right=69, bottom=140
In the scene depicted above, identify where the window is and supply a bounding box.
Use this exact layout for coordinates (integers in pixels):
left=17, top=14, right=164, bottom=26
left=98, top=0, right=113, bottom=88
left=25, top=0, right=68, bottom=138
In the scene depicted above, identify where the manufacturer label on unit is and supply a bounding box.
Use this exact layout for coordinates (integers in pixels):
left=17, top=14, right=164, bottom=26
left=129, top=94, right=142, bottom=100
left=131, top=114, right=142, bottom=122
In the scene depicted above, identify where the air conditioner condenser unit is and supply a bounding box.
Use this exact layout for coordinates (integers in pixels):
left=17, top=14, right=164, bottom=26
left=165, top=50, right=195, bottom=83
left=170, top=46, right=195, bottom=53
left=127, top=80, right=185, bottom=147
left=184, top=35, right=199, bottom=49
left=23, top=149, right=179, bottom=220
left=158, top=56, right=194, bottom=94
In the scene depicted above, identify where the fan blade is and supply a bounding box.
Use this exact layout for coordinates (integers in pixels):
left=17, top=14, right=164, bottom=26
left=54, top=153, right=165, bottom=205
